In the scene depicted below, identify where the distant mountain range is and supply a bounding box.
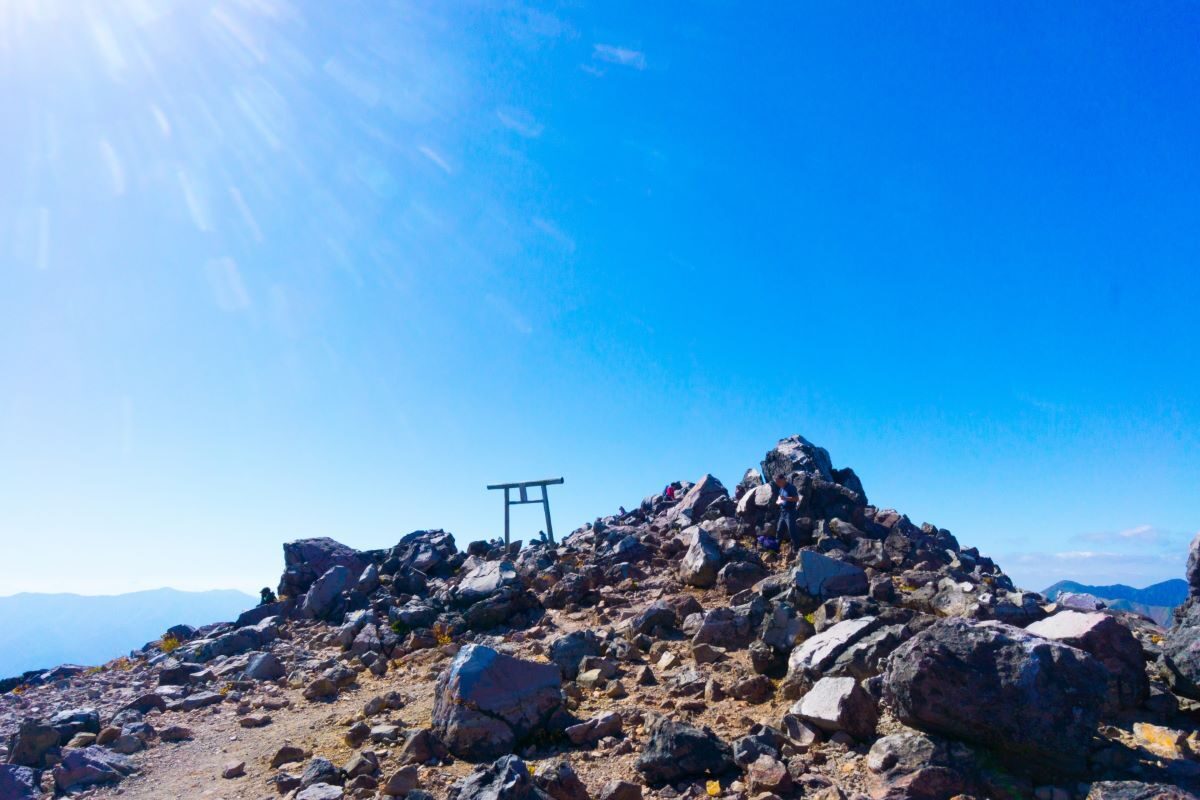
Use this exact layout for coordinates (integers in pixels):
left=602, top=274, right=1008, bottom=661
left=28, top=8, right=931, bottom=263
left=0, top=588, right=255, bottom=679
left=1042, top=578, right=1188, bottom=625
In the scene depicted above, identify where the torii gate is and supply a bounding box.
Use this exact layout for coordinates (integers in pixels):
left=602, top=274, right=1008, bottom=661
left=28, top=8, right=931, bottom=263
left=486, top=477, right=564, bottom=545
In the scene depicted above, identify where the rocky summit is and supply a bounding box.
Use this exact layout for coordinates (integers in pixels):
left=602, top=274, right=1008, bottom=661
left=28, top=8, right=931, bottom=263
left=3, top=434, right=1199, bottom=800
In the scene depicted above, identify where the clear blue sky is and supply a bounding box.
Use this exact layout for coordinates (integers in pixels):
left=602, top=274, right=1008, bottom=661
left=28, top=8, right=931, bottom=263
left=1, top=1, right=1197, bottom=596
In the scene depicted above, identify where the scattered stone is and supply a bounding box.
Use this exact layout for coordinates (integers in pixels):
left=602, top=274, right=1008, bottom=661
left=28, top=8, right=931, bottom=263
left=448, top=755, right=551, bottom=800
left=635, top=717, right=735, bottom=785
left=598, top=780, right=642, bottom=800
left=222, top=760, right=246, bottom=779
left=304, top=677, right=339, bottom=701
left=272, top=744, right=307, bottom=768
left=383, top=765, right=420, bottom=796
left=238, top=714, right=272, bottom=728
left=534, top=760, right=589, bottom=800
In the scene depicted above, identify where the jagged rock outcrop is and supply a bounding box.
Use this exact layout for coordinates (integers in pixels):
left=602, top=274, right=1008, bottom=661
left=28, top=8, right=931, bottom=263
left=278, top=537, right=369, bottom=599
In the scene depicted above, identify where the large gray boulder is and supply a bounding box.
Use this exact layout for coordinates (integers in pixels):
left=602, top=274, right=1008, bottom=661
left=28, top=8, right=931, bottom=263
left=883, top=618, right=1107, bottom=779
left=635, top=717, right=735, bottom=786
left=678, top=527, right=722, bottom=588
left=278, top=537, right=368, bottom=599
left=1163, top=601, right=1200, bottom=699
left=785, top=616, right=881, bottom=684
left=53, top=746, right=137, bottom=791
left=763, top=435, right=834, bottom=481
left=302, top=565, right=354, bottom=621
left=433, top=645, right=563, bottom=761
left=0, top=765, right=39, bottom=800
left=793, top=676, right=877, bottom=739
left=453, top=559, right=521, bottom=606
left=1025, top=610, right=1148, bottom=710
left=448, top=756, right=551, bottom=800
left=666, top=474, right=728, bottom=526
left=6, top=720, right=60, bottom=769
left=791, top=551, right=868, bottom=600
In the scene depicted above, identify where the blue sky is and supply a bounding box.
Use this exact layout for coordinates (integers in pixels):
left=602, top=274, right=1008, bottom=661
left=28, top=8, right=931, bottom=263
left=1, top=1, right=1197, bottom=596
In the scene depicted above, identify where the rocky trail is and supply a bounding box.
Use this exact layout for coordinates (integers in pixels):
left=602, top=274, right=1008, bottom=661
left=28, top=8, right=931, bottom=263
left=3, top=435, right=1199, bottom=800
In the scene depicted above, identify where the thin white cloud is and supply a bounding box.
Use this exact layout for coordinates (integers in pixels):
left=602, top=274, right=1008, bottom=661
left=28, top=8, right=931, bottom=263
left=486, top=294, right=533, bottom=335
left=1118, top=524, right=1156, bottom=540
left=205, top=258, right=251, bottom=312
left=496, top=108, right=544, bottom=139
left=532, top=217, right=576, bottom=253
left=592, top=44, right=646, bottom=70
left=418, top=145, right=454, bottom=175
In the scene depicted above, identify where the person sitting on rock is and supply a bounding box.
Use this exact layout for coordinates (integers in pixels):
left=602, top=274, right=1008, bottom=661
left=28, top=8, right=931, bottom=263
left=259, top=587, right=277, bottom=605
left=774, top=473, right=800, bottom=550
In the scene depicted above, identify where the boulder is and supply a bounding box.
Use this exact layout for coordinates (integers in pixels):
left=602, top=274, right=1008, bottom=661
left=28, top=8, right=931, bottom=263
left=763, top=435, right=835, bottom=482
left=297, top=786, right=345, bottom=800
left=717, top=561, right=768, bottom=594
left=388, top=529, right=458, bottom=578
left=791, top=551, right=868, bottom=601
left=565, top=712, right=622, bottom=746
left=53, top=746, right=137, bottom=791
left=1025, top=610, right=1148, bottom=710
left=548, top=631, right=601, bottom=679
left=666, top=474, right=728, bottom=526
left=448, top=755, right=551, bottom=800
left=629, top=602, right=677, bottom=637
left=883, top=618, right=1108, bottom=778
left=302, top=565, right=354, bottom=621
left=1086, top=782, right=1195, bottom=800
left=0, top=765, right=39, bottom=800
left=533, top=761, right=589, bottom=800
left=865, top=733, right=975, bottom=800
left=793, top=677, right=877, bottom=739
left=786, top=617, right=881, bottom=684
left=433, top=644, right=563, bottom=761
left=278, top=537, right=368, bottom=599
left=679, top=527, right=722, bottom=588
left=1164, top=600, right=1200, bottom=699
left=635, top=717, right=735, bottom=785
left=454, top=559, right=521, bottom=606
left=244, top=652, right=286, bottom=681
left=1188, top=532, right=1200, bottom=599
left=49, top=708, right=100, bottom=743
left=6, top=720, right=60, bottom=768
left=598, top=781, right=642, bottom=800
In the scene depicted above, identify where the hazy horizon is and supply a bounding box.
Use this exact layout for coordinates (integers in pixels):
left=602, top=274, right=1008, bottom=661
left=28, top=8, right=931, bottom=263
left=2, top=2, right=1197, bottom=597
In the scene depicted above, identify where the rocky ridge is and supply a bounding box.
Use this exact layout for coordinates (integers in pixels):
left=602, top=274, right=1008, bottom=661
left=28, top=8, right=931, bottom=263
left=2, top=435, right=1198, bottom=800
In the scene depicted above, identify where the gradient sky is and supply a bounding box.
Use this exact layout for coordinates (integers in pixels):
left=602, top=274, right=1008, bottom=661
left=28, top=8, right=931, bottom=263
left=2, top=1, right=1197, bottom=596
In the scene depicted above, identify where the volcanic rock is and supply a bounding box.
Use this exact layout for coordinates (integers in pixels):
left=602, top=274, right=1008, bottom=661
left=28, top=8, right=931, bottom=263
left=433, top=644, right=563, bottom=761
left=884, top=617, right=1108, bottom=778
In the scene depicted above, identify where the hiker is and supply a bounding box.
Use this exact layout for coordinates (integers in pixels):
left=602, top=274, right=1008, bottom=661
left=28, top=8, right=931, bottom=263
left=664, top=484, right=676, bottom=501
left=259, top=587, right=277, bottom=605
left=774, top=473, right=800, bottom=549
